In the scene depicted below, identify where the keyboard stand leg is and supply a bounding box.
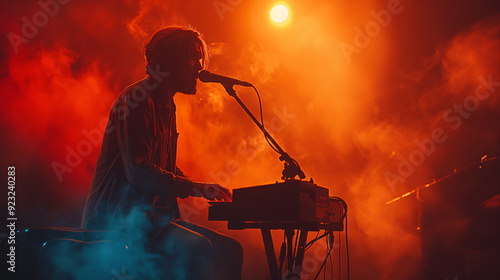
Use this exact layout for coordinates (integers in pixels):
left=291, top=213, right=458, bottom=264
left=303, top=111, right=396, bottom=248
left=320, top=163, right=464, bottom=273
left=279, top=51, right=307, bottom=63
left=292, top=230, right=309, bottom=278
left=261, top=228, right=280, bottom=280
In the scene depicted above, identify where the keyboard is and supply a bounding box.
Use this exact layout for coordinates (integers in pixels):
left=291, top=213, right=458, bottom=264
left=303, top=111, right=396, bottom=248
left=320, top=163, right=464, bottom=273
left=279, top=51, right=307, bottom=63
left=208, top=180, right=345, bottom=231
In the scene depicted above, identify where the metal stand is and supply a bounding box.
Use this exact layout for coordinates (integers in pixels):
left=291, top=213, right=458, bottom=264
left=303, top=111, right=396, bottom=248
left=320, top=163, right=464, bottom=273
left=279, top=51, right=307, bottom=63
left=221, top=84, right=315, bottom=279
left=227, top=221, right=344, bottom=280
left=223, top=85, right=305, bottom=180
left=260, top=228, right=309, bottom=280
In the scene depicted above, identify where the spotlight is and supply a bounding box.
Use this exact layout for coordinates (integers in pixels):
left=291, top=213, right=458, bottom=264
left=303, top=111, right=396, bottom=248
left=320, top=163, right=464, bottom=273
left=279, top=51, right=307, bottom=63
left=270, top=4, right=289, bottom=24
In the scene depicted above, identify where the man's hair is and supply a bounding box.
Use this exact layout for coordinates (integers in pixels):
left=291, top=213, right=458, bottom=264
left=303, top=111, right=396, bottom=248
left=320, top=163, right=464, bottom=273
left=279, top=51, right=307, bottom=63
left=144, top=26, right=208, bottom=74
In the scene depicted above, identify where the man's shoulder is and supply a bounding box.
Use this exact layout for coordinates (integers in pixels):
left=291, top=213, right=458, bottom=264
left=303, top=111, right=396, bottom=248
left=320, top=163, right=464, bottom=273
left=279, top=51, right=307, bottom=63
left=120, top=79, right=156, bottom=98
left=109, top=79, right=157, bottom=117
left=117, top=79, right=156, bottom=104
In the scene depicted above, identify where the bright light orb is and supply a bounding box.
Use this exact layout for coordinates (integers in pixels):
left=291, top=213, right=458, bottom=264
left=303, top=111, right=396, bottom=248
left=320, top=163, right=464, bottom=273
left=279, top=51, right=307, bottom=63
left=270, top=4, right=289, bottom=23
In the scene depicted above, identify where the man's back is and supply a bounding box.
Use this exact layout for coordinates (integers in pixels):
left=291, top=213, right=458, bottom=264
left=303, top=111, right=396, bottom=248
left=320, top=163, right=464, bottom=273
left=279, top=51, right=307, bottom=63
left=81, top=79, right=180, bottom=230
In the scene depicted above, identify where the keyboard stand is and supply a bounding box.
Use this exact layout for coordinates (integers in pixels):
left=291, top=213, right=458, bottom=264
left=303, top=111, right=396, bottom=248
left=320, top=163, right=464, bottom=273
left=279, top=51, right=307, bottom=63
left=228, top=221, right=343, bottom=279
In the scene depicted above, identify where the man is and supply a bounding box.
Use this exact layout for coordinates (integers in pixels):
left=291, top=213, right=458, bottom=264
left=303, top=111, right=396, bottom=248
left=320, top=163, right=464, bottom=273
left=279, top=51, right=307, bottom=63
left=81, top=26, right=243, bottom=280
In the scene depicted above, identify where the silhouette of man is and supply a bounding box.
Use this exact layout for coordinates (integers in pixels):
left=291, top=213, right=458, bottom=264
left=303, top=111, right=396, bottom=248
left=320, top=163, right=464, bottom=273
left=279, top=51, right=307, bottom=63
left=81, top=26, right=243, bottom=280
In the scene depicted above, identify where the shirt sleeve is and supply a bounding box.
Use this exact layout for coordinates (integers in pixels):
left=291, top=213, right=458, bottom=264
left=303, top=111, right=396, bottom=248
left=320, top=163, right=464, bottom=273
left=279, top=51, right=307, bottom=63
left=113, top=93, right=192, bottom=199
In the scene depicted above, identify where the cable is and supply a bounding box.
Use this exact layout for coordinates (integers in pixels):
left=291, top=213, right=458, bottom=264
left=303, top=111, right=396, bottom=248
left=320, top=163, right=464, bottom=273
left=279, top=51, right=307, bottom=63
left=293, top=229, right=299, bottom=262
left=345, top=215, right=349, bottom=280
left=324, top=236, right=328, bottom=280
left=331, top=236, right=334, bottom=280
left=329, top=197, right=348, bottom=221
left=251, top=85, right=281, bottom=154
left=250, top=85, right=305, bottom=181
left=313, top=236, right=333, bottom=280
left=311, top=230, right=320, bottom=246
left=329, top=196, right=348, bottom=280
left=305, top=231, right=328, bottom=251
left=338, top=231, right=341, bottom=280
left=251, top=85, right=264, bottom=128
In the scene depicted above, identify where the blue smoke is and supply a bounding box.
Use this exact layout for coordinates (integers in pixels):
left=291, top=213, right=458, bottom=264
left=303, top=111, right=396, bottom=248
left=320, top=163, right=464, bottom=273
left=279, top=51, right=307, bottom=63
left=30, top=205, right=201, bottom=280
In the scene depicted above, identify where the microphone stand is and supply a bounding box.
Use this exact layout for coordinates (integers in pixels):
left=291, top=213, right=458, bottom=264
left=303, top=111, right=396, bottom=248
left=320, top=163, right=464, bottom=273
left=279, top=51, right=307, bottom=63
left=223, top=84, right=306, bottom=181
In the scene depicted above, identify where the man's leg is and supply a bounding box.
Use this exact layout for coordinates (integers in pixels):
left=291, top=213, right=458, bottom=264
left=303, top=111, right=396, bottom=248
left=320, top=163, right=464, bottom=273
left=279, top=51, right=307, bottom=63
left=146, top=221, right=214, bottom=280
left=175, top=219, right=243, bottom=280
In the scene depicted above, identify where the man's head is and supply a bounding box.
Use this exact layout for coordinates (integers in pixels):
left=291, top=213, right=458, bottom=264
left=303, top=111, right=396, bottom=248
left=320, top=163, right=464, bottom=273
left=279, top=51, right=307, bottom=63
left=145, top=26, right=208, bottom=95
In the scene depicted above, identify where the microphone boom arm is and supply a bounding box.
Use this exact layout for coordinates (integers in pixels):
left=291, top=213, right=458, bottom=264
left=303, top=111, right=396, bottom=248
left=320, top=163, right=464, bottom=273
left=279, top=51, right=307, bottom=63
left=223, top=84, right=306, bottom=181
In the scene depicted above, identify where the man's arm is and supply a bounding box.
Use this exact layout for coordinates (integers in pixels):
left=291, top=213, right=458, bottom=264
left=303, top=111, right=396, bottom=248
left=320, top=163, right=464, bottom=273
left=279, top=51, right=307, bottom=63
left=176, top=166, right=232, bottom=201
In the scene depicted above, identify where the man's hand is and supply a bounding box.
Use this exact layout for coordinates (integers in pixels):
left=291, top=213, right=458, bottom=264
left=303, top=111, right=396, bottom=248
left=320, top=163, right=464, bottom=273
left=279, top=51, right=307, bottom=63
left=192, top=182, right=232, bottom=201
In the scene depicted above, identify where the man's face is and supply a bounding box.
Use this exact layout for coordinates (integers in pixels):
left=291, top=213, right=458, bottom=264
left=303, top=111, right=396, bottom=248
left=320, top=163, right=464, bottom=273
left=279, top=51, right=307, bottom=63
left=171, top=46, right=203, bottom=95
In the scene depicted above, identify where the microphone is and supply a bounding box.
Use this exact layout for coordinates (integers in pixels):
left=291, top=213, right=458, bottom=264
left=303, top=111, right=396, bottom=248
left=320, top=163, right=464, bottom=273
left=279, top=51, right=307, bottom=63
left=198, top=70, right=252, bottom=87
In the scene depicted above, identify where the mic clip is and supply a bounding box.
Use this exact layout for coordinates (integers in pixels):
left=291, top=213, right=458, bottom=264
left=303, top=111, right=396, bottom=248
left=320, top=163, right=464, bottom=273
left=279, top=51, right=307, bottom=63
left=280, top=153, right=306, bottom=181
left=223, top=84, right=237, bottom=97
